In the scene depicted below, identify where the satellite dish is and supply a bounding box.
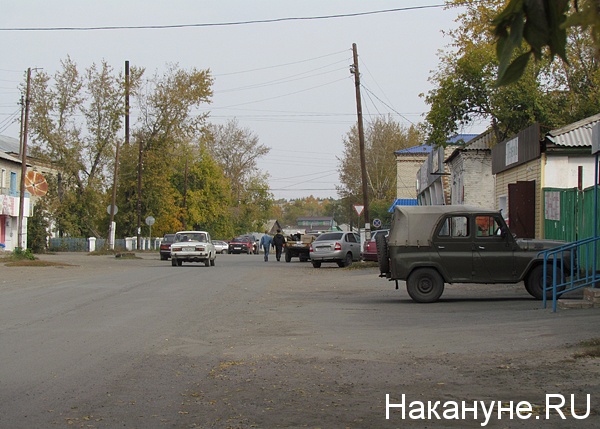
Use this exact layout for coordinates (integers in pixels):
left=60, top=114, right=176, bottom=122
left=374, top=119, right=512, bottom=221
left=24, top=170, right=48, bottom=197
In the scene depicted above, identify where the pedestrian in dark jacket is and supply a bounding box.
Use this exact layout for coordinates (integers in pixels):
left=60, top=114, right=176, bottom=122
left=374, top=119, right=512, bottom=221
left=273, top=229, right=286, bottom=261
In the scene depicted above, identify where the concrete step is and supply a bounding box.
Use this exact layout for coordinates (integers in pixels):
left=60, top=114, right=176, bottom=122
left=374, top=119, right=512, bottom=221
left=557, top=299, right=594, bottom=309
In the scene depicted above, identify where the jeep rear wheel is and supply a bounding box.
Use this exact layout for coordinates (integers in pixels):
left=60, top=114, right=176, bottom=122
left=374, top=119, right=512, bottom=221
left=285, top=252, right=292, bottom=262
left=376, top=233, right=390, bottom=275
left=406, top=268, right=444, bottom=303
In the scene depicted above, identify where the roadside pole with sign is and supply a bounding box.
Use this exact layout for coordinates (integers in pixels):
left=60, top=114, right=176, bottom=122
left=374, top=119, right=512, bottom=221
left=106, top=205, right=118, bottom=250
left=145, top=216, right=155, bottom=249
left=354, top=204, right=364, bottom=249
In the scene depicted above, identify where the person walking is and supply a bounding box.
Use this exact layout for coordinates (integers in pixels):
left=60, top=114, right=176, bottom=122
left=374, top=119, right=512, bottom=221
left=272, top=229, right=286, bottom=261
left=260, top=231, right=274, bottom=261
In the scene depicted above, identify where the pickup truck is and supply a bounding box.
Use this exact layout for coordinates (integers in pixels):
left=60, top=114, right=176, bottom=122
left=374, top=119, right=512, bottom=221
left=377, top=205, right=572, bottom=303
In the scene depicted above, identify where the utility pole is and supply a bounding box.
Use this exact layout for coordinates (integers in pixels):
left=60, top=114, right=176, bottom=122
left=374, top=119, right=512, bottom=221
left=182, top=157, right=188, bottom=229
left=351, top=43, right=370, bottom=235
left=108, top=60, right=128, bottom=249
left=17, top=68, right=32, bottom=250
left=136, top=135, right=143, bottom=250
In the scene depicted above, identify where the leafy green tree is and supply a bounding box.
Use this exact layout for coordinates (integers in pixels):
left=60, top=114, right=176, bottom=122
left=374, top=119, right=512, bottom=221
left=27, top=200, right=51, bottom=253
left=115, top=64, right=214, bottom=238
left=491, top=0, right=600, bottom=86
left=27, top=58, right=126, bottom=237
left=425, top=0, right=600, bottom=147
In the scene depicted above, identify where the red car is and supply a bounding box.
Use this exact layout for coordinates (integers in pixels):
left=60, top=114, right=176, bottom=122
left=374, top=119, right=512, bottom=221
left=159, top=233, right=177, bottom=260
left=362, top=229, right=389, bottom=262
left=228, top=236, right=254, bottom=254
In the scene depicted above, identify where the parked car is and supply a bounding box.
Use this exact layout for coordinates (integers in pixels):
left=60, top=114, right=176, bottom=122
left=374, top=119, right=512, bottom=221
left=242, top=234, right=260, bottom=254
left=212, top=240, right=229, bottom=254
left=170, top=231, right=216, bottom=267
left=309, top=231, right=361, bottom=268
left=284, top=232, right=316, bottom=262
left=228, top=236, right=254, bottom=254
left=159, top=233, right=177, bottom=260
left=377, top=205, right=573, bottom=303
left=361, top=229, right=389, bottom=262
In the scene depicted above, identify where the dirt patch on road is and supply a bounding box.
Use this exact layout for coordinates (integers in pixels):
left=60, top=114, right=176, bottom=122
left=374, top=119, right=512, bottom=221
left=63, top=343, right=600, bottom=428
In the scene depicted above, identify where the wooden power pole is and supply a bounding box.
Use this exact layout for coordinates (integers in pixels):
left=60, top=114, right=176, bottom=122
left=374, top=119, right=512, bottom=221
left=351, top=43, right=370, bottom=232
left=108, top=60, right=128, bottom=249
left=17, top=68, right=32, bottom=250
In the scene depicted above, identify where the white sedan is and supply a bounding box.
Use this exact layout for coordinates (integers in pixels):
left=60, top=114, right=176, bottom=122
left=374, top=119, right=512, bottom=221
left=170, top=230, right=216, bottom=267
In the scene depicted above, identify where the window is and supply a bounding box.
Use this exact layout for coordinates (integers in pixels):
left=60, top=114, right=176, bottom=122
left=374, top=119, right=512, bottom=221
left=346, top=233, right=356, bottom=243
left=438, top=216, right=469, bottom=238
left=10, top=171, right=17, bottom=195
left=476, top=216, right=501, bottom=237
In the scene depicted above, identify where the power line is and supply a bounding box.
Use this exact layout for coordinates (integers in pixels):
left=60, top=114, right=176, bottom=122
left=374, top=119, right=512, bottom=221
left=0, top=5, right=447, bottom=32
left=214, top=50, right=350, bottom=77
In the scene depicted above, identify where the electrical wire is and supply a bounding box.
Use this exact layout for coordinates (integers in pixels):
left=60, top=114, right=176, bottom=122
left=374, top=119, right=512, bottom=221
left=0, top=5, right=447, bottom=31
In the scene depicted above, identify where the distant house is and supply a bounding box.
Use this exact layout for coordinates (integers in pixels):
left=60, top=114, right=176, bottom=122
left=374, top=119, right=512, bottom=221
left=0, top=149, right=29, bottom=251
left=445, top=130, right=495, bottom=208
left=394, top=144, right=432, bottom=202
left=295, top=216, right=337, bottom=233
left=262, top=219, right=283, bottom=234
left=416, top=134, right=478, bottom=205
left=1, top=134, right=60, bottom=250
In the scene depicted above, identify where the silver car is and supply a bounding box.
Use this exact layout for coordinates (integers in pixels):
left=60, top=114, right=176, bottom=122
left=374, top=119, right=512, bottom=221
left=212, top=240, right=229, bottom=254
left=309, top=231, right=361, bottom=268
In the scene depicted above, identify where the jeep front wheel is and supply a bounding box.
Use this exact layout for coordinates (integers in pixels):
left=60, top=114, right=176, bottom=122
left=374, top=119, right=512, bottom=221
left=406, top=268, right=444, bottom=303
left=525, top=265, right=555, bottom=300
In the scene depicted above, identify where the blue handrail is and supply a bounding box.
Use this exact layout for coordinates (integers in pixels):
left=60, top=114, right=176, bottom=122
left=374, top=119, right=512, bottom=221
left=540, top=236, right=600, bottom=312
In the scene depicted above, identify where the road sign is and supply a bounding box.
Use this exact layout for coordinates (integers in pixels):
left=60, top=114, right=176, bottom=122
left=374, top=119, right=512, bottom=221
left=145, top=216, right=155, bottom=226
left=373, top=218, right=382, bottom=228
left=107, top=205, right=118, bottom=215
left=354, top=204, right=364, bottom=216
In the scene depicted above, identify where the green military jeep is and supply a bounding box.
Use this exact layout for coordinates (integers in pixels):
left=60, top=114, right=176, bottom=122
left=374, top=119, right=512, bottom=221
left=377, top=206, right=571, bottom=303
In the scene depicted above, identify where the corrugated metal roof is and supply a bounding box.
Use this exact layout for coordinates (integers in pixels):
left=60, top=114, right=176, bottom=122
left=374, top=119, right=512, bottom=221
left=546, top=113, right=600, bottom=147
left=0, top=150, right=21, bottom=164
left=446, top=133, right=478, bottom=144
left=388, top=198, right=418, bottom=212
left=395, top=144, right=433, bottom=155
left=0, top=134, right=20, bottom=154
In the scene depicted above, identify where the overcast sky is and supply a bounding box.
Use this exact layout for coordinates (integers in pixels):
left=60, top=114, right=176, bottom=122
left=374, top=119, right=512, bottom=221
left=0, top=0, right=484, bottom=200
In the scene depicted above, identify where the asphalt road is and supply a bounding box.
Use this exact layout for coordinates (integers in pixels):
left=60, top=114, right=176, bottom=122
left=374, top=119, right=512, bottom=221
left=1, top=252, right=600, bottom=428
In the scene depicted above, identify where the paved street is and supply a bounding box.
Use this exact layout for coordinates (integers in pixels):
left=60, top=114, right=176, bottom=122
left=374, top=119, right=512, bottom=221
left=1, top=252, right=599, bottom=428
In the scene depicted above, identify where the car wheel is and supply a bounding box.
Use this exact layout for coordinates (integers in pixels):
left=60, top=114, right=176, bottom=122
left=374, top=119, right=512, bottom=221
left=406, top=268, right=444, bottom=303
left=171, top=258, right=177, bottom=267
left=376, top=233, right=390, bottom=274
left=299, top=256, right=308, bottom=262
left=160, top=255, right=167, bottom=261
left=222, top=249, right=228, bottom=254
left=525, top=265, right=560, bottom=300
left=210, top=257, right=215, bottom=266
left=342, top=252, right=353, bottom=267
left=177, top=259, right=183, bottom=266
left=312, top=261, right=321, bottom=268
left=204, top=258, right=210, bottom=267
left=285, top=252, right=292, bottom=263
